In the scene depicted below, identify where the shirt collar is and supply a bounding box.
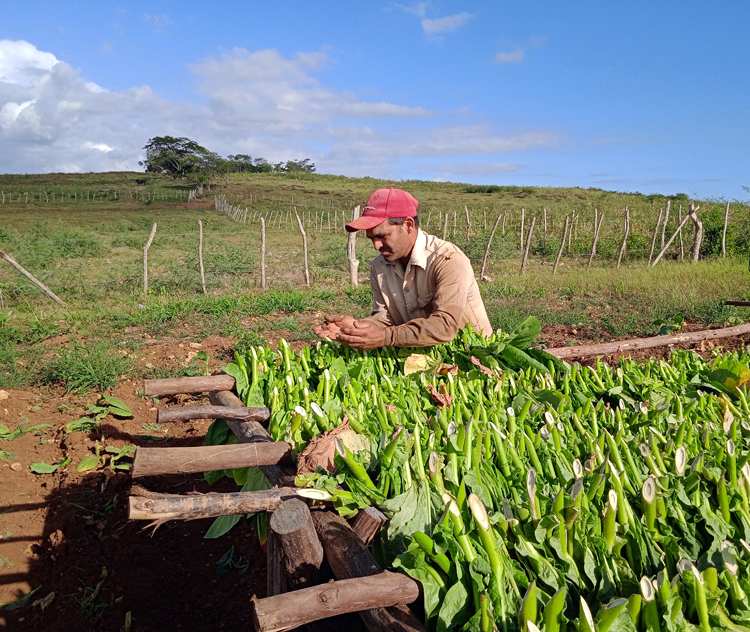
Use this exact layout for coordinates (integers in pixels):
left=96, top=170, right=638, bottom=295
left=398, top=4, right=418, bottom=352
left=408, top=229, right=428, bottom=270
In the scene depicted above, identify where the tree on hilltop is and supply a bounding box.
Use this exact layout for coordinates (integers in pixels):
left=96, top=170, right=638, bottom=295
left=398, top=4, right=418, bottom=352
left=140, top=136, right=212, bottom=179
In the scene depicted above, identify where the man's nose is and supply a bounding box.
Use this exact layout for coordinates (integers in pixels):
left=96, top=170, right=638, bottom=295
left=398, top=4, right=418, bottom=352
left=372, top=238, right=383, bottom=250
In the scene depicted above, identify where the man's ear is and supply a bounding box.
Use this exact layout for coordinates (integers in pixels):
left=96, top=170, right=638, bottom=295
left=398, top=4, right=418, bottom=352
left=404, top=216, right=416, bottom=232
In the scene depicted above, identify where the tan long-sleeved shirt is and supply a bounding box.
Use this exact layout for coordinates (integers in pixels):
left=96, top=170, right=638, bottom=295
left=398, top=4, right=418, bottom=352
left=364, top=229, right=492, bottom=347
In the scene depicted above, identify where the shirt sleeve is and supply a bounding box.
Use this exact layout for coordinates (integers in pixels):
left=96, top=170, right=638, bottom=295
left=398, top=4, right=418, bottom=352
left=383, top=253, right=470, bottom=347
left=361, top=263, right=392, bottom=327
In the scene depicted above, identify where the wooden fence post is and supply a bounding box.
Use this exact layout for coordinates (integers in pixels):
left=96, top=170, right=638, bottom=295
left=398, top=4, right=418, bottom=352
left=198, top=220, right=206, bottom=294
left=587, top=213, right=604, bottom=269
left=688, top=201, right=703, bottom=263
left=142, top=223, right=157, bottom=295
left=520, top=208, right=525, bottom=250
left=0, top=251, right=65, bottom=304
left=722, top=202, right=730, bottom=258
left=660, top=200, right=671, bottom=252
left=616, top=207, right=630, bottom=269
left=652, top=212, right=693, bottom=266
left=347, top=205, right=360, bottom=286
left=442, top=214, right=448, bottom=241
left=479, top=213, right=502, bottom=280
left=464, top=205, right=471, bottom=240
left=520, top=216, right=536, bottom=275
left=553, top=216, right=570, bottom=275
left=295, top=208, right=310, bottom=287
left=648, top=209, right=664, bottom=266
left=678, top=205, right=684, bottom=260
left=260, top=217, right=267, bottom=290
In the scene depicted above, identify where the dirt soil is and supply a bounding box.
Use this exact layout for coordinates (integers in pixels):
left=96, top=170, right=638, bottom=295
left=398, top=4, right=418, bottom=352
left=2, top=324, right=749, bottom=631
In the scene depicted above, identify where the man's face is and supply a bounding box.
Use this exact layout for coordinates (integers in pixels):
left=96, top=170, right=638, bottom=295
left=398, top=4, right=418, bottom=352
left=366, top=219, right=414, bottom=262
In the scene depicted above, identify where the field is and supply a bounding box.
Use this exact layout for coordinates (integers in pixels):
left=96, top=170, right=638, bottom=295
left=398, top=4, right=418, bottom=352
left=1, top=170, right=750, bottom=630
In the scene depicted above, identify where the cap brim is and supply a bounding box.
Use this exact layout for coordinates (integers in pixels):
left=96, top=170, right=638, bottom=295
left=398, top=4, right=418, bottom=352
left=345, top=215, right=387, bottom=233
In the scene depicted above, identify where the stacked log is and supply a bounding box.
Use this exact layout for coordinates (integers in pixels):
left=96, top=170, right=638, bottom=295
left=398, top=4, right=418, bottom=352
left=128, top=375, right=418, bottom=632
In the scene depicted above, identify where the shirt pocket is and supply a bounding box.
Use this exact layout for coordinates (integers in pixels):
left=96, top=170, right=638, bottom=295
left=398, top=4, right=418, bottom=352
left=416, top=293, right=434, bottom=309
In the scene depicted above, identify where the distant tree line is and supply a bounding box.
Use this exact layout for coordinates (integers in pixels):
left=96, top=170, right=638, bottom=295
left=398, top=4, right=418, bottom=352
left=139, top=136, right=315, bottom=184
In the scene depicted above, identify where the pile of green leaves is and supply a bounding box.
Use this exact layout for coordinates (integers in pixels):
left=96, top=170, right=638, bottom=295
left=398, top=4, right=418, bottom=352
left=209, top=317, right=750, bottom=632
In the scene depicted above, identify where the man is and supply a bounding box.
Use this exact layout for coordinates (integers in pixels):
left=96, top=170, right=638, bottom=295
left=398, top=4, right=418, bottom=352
left=313, top=187, right=492, bottom=349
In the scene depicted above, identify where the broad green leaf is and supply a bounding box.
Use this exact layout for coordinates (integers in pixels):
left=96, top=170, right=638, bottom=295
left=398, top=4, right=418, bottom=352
left=101, top=395, right=133, bottom=417
left=30, top=457, right=71, bottom=474
left=76, top=455, right=101, bottom=472
left=204, top=513, right=241, bottom=539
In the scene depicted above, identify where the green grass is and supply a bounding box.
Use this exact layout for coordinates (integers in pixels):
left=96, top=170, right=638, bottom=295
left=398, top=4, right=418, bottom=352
left=1, top=170, right=749, bottom=390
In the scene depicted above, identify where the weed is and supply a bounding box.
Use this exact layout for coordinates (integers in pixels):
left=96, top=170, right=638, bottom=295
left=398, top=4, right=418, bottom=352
left=215, top=545, right=249, bottom=576
left=44, top=344, right=131, bottom=394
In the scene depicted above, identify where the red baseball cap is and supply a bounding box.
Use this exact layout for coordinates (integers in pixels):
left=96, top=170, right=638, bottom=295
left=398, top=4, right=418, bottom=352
left=345, top=188, right=419, bottom=232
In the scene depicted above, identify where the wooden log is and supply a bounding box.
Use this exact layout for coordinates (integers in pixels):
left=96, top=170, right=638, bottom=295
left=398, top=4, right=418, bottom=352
left=348, top=506, right=387, bottom=546
left=209, top=390, right=297, bottom=488
left=0, top=250, right=65, bottom=304
left=144, top=374, right=236, bottom=396
left=267, top=528, right=289, bottom=596
left=128, top=486, right=304, bottom=521
left=252, top=572, right=419, bottom=632
left=156, top=405, right=269, bottom=423
left=270, top=499, right=324, bottom=589
left=725, top=301, right=750, bottom=307
left=547, top=323, right=750, bottom=360
left=312, top=511, right=427, bottom=632
left=132, top=442, right=292, bottom=477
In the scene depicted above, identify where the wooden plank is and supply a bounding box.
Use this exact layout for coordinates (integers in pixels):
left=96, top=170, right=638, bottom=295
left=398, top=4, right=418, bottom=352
left=547, top=323, right=750, bottom=360
left=157, top=405, right=270, bottom=423
left=209, top=390, right=297, bottom=488
left=252, top=572, right=419, bottom=632
left=132, top=442, right=292, bottom=478
left=311, top=511, right=427, bottom=632
left=128, top=487, right=304, bottom=521
left=144, top=374, right=235, bottom=396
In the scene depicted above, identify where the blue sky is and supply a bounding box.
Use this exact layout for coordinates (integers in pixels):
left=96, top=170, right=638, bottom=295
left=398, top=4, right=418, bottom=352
left=0, top=1, right=747, bottom=199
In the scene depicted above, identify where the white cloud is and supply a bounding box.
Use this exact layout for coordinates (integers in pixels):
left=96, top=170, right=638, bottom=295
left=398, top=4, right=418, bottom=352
left=83, top=141, right=113, bottom=152
left=495, top=49, right=525, bottom=64
left=392, top=2, right=428, bottom=18
left=0, top=39, right=59, bottom=87
left=0, top=40, right=562, bottom=177
left=422, top=12, right=472, bottom=35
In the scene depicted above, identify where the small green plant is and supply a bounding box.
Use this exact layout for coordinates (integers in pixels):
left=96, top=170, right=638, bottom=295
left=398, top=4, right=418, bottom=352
left=652, top=315, right=685, bottom=335
left=0, top=586, right=40, bottom=611
left=30, top=457, right=71, bottom=474
left=139, top=422, right=169, bottom=440
left=69, top=568, right=112, bottom=617
left=0, top=422, right=52, bottom=442
left=77, top=443, right=135, bottom=472
left=66, top=395, right=133, bottom=434
left=0, top=450, right=15, bottom=461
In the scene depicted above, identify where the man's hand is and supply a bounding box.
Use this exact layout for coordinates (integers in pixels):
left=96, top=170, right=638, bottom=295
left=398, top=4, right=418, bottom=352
left=337, top=319, right=387, bottom=350
left=312, top=313, right=357, bottom=340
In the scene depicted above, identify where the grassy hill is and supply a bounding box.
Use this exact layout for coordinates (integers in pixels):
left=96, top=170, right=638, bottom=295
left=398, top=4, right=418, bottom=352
left=1, top=170, right=749, bottom=390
